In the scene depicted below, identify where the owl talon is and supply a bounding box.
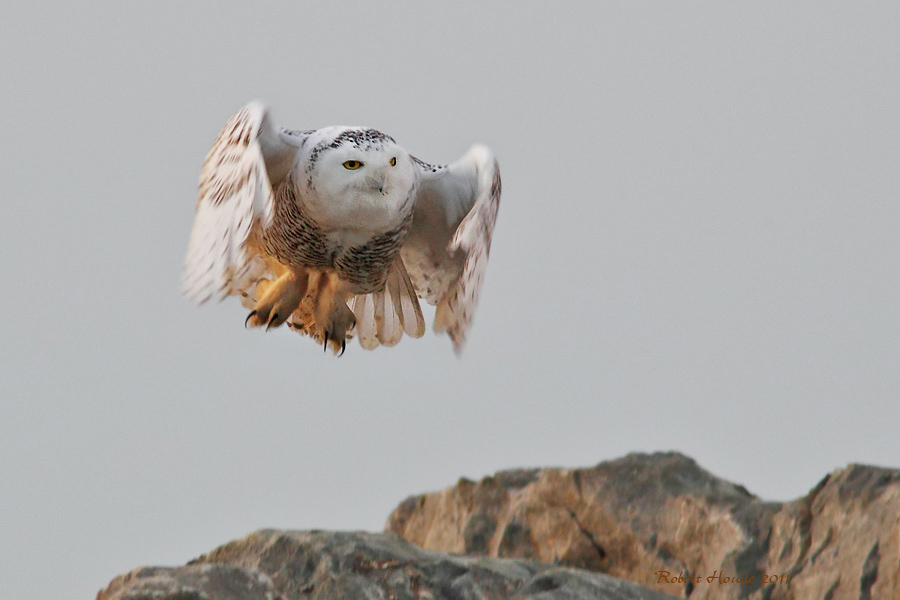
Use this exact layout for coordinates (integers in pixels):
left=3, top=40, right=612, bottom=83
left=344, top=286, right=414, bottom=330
left=245, top=269, right=309, bottom=331
left=310, top=273, right=356, bottom=355
left=317, top=311, right=355, bottom=356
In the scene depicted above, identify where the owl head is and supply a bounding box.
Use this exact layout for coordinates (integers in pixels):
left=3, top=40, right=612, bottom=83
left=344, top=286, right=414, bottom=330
left=301, top=127, right=416, bottom=227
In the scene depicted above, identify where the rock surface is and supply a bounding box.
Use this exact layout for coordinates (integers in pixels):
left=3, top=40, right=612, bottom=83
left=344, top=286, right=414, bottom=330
left=98, top=452, right=900, bottom=600
left=97, top=529, right=679, bottom=600
left=386, top=452, right=900, bottom=600
left=99, top=564, right=279, bottom=600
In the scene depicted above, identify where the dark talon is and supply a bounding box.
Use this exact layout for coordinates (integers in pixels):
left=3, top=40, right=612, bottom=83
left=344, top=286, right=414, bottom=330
left=339, top=340, right=346, bottom=357
left=266, top=312, right=279, bottom=331
left=245, top=311, right=257, bottom=328
left=323, top=331, right=329, bottom=352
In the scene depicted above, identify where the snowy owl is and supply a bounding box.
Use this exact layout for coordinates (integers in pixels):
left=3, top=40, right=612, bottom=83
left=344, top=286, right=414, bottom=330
left=182, top=101, right=501, bottom=355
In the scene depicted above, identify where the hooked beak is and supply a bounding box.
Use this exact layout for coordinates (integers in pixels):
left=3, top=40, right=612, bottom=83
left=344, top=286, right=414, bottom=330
left=368, top=172, right=388, bottom=195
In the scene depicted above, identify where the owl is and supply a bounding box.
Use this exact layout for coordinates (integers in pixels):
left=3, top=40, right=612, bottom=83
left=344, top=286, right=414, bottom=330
left=182, top=102, right=501, bottom=355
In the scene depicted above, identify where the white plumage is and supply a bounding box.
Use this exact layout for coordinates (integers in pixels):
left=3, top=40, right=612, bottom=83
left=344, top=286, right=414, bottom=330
left=182, top=101, right=501, bottom=354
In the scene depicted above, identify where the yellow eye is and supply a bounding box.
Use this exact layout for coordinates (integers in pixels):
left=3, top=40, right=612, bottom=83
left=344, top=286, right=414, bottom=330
left=343, top=160, right=362, bottom=170
left=389, top=157, right=397, bottom=167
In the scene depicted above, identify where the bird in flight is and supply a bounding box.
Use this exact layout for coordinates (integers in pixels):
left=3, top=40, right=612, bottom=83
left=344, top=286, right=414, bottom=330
left=182, top=101, right=501, bottom=355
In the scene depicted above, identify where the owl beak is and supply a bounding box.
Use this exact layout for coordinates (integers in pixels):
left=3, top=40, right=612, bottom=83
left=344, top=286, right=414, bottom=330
left=368, top=173, right=388, bottom=195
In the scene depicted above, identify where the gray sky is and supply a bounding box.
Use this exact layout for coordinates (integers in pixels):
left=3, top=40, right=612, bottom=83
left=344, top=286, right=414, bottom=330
left=2, top=3, right=899, bottom=599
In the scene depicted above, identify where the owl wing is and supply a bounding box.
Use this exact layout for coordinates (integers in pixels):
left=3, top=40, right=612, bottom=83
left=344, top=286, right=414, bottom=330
left=182, top=102, right=302, bottom=304
left=401, top=145, right=501, bottom=352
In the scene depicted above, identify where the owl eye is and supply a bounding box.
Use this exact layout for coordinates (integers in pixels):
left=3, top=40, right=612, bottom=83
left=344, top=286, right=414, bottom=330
left=343, top=160, right=363, bottom=170
left=389, top=157, right=397, bottom=167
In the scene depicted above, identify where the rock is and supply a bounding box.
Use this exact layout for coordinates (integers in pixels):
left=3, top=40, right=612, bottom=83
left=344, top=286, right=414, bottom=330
left=97, top=453, right=899, bottom=599
left=763, top=464, right=900, bottom=600
left=97, top=563, right=279, bottom=600
left=386, top=452, right=900, bottom=600
left=97, top=529, right=679, bottom=600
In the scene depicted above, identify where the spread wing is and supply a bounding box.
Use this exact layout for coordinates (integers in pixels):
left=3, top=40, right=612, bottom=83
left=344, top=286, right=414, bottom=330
left=401, top=145, right=501, bottom=352
left=182, top=102, right=301, bottom=304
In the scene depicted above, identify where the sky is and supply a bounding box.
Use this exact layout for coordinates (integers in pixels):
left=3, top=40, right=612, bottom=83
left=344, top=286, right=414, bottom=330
left=2, top=3, right=899, bottom=599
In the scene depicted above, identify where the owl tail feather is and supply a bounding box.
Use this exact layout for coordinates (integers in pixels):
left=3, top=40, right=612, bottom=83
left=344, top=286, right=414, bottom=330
left=348, top=256, right=425, bottom=350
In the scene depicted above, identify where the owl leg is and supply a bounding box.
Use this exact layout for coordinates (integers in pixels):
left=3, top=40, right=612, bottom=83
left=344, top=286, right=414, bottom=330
left=312, top=273, right=357, bottom=355
left=245, top=267, right=309, bottom=330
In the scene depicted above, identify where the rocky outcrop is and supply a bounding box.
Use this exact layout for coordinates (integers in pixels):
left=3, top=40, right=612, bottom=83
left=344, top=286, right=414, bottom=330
left=98, top=452, right=899, bottom=600
left=99, top=564, right=279, bottom=600
left=386, top=452, right=900, bottom=600
left=97, top=529, right=679, bottom=600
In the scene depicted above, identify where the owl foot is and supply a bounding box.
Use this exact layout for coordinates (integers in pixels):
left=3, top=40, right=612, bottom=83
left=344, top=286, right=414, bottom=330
left=313, top=273, right=357, bottom=355
left=317, top=302, right=356, bottom=355
left=245, top=268, right=309, bottom=330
